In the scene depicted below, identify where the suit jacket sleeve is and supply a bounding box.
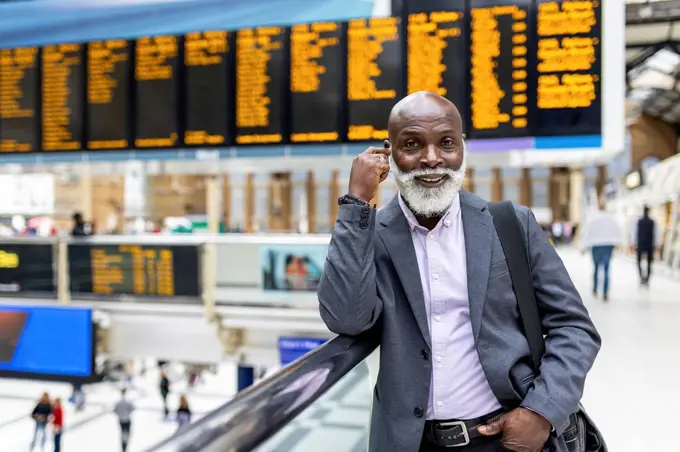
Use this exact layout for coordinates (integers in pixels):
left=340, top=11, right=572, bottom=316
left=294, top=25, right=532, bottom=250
left=518, top=207, right=602, bottom=435
left=317, top=204, right=383, bottom=336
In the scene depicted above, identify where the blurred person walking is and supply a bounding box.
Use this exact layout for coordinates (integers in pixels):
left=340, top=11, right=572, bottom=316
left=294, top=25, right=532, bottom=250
left=114, top=388, right=135, bottom=452
left=176, top=395, right=192, bottom=431
left=580, top=202, right=623, bottom=301
left=52, top=398, right=64, bottom=452
left=159, top=370, right=171, bottom=419
left=631, top=205, right=658, bottom=286
left=30, top=392, right=52, bottom=451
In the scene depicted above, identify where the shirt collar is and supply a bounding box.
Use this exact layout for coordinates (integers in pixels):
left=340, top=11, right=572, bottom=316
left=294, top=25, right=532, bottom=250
left=397, top=193, right=461, bottom=232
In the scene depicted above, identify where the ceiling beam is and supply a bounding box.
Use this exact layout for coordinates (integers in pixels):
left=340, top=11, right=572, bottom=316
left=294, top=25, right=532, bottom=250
left=627, top=1, right=680, bottom=25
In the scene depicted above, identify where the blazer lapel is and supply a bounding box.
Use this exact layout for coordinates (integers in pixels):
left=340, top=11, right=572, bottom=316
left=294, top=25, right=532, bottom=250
left=377, top=196, right=431, bottom=348
left=459, top=190, right=494, bottom=342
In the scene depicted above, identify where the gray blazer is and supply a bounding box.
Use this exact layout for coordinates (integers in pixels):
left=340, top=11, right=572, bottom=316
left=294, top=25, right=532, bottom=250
left=318, top=190, right=601, bottom=452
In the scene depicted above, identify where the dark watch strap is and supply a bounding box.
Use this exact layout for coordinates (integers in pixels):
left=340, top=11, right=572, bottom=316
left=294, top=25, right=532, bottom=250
left=338, top=193, right=370, bottom=206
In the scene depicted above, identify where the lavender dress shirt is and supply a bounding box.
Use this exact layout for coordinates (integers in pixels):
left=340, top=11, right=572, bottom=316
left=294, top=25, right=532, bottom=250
left=398, top=194, right=502, bottom=420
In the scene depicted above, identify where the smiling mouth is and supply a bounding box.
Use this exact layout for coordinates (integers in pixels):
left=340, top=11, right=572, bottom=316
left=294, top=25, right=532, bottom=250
left=415, top=174, right=449, bottom=185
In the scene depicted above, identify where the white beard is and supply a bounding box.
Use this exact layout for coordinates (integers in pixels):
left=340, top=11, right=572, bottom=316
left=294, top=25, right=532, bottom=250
left=390, top=150, right=467, bottom=218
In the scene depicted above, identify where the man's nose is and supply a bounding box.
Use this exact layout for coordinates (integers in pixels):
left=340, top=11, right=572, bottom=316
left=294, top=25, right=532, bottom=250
left=421, top=145, right=442, bottom=168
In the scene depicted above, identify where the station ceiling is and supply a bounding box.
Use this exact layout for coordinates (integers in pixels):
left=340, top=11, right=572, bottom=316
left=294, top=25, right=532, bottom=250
left=626, top=1, right=680, bottom=127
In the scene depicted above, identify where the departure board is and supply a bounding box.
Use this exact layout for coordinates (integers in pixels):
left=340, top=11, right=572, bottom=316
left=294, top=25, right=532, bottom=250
left=87, top=40, right=131, bottom=150
left=134, top=36, right=179, bottom=149
left=235, top=26, right=287, bottom=145
left=0, top=47, right=39, bottom=153
left=535, top=0, right=601, bottom=136
left=42, top=44, right=84, bottom=151
left=68, top=244, right=200, bottom=298
left=347, top=18, right=403, bottom=141
left=469, top=1, right=531, bottom=138
left=289, top=22, right=343, bottom=143
left=184, top=31, right=230, bottom=146
left=406, top=2, right=467, bottom=110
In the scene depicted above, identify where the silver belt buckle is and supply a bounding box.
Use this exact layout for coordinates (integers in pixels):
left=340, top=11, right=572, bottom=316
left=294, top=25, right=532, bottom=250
left=436, top=420, right=470, bottom=447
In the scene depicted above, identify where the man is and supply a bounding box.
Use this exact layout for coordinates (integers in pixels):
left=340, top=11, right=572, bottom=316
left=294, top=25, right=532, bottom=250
left=631, top=206, right=657, bottom=285
left=579, top=201, right=623, bottom=301
left=114, top=388, right=135, bottom=452
left=318, top=92, right=601, bottom=452
left=71, top=212, right=89, bottom=237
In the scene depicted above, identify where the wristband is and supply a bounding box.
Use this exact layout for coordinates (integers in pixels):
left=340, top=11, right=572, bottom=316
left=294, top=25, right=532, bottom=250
left=338, top=193, right=370, bottom=206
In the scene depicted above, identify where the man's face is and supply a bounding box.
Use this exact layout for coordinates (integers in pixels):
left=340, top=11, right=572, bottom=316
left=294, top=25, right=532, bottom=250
left=388, top=100, right=466, bottom=218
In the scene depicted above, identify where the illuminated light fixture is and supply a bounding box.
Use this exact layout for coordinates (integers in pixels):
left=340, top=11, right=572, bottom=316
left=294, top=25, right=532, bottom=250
left=624, top=170, right=643, bottom=190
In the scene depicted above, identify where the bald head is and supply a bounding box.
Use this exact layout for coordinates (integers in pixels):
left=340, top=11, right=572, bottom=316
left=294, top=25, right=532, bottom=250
left=387, top=91, right=462, bottom=143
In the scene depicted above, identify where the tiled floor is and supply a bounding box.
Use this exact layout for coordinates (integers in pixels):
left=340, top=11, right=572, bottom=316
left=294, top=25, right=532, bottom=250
left=2, top=247, right=680, bottom=451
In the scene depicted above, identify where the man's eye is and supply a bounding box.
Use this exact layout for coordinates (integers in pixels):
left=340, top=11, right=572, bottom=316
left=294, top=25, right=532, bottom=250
left=441, top=138, right=455, bottom=147
left=405, top=141, right=419, bottom=149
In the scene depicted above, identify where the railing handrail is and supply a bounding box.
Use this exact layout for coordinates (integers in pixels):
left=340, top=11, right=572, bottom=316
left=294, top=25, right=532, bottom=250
left=146, top=331, right=379, bottom=452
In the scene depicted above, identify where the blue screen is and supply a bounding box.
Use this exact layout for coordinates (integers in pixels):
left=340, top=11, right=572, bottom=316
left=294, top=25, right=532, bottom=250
left=0, top=305, right=93, bottom=377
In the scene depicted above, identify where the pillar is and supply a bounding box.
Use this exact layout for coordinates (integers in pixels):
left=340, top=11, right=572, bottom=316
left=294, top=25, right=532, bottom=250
left=222, top=174, right=231, bottom=231
left=306, top=171, right=316, bottom=233
left=268, top=173, right=292, bottom=232
left=490, top=167, right=503, bottom=202
left=595, top=165, right=607, bottom=201
left=205, top=175, right=220, bottom=233
left=464, top=168, right=475, bottom=193
left=244, top=173, right=255, bottom=233
left=569, top=167, right=584, bottom=225
left=80, top=170, right=93, bottom=222
left=329, top=170, right=340, bottom=226
left=518, top=167, right=532, bottom=207
left=549, top=167, right=570, bottom=222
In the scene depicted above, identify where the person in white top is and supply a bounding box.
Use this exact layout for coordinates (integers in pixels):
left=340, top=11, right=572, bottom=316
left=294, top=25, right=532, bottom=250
left=579, top=202, right=623, bottom=301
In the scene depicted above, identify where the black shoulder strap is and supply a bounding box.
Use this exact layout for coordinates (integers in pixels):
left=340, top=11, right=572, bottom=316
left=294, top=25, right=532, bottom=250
left=487, top=201, right=545, bottom=372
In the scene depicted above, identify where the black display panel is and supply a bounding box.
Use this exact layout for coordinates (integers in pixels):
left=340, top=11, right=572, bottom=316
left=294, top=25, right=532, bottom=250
left=235, top=26, right=287, bottom=145
left=0, top=47, right=40, bottom=153
left=87, top=39, right=131, bottom=150
left=406, top=1, right=467, bottom=112
left=184, top=31, right=231, bottom=146
left=42, top=43, right=84, bottom=151
left=289, top=21, right=343, bottom=143
left=469, top=0, right=532, bottom=138
left=68, top=244, right=200, bottom=298
left=134, top=36, right=180, bottom=149
left=0, top=244, right=55, bottom=293
left=534, top=0, right=601, bottom=136
left=347, top=17, right=403, bottom=141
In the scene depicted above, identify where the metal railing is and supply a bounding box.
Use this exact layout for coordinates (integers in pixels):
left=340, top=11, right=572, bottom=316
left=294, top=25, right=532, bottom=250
left=146, top=330, right=379, bottom=452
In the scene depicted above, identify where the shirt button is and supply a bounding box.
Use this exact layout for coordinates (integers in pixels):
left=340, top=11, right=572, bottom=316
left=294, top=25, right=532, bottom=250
left=437, top=401, right=443, bottom=407
left=435, top=355, right=442, bottom=362
left=434, top=315, right=441, bottom=322
left=444, top=220, right=451, bottom=226
left=414, top=407, right=424, bottom=418
left=432, top=273, right=439, bottom=280
left=421, top=349, right=429, bottom=360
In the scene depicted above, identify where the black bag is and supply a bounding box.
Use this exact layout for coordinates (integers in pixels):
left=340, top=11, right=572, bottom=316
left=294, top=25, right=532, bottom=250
left=488, top=201, right=607, bottom=452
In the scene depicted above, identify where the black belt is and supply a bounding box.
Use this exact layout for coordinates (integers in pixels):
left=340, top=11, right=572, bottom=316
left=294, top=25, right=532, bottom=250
left=423, top=408, right=505, bottom=448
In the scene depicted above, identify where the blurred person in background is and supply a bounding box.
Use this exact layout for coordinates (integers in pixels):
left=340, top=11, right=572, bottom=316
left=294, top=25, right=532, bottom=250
left=71, top=212, right=94, bottom=237
left=631, top=205, right=658, bottom=286
left=30, top=392, right=52, bottom=451
left=52, top=397, right=64, bottom=452
left=579, top=201, right=623, bottom=301
left=159, top=370, right=171, bottom=419
left=70, top=382, right=85, bottom=412
left=176, top=395, right=192, bottom=431
left=114, top=388, right=135, bottom=452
